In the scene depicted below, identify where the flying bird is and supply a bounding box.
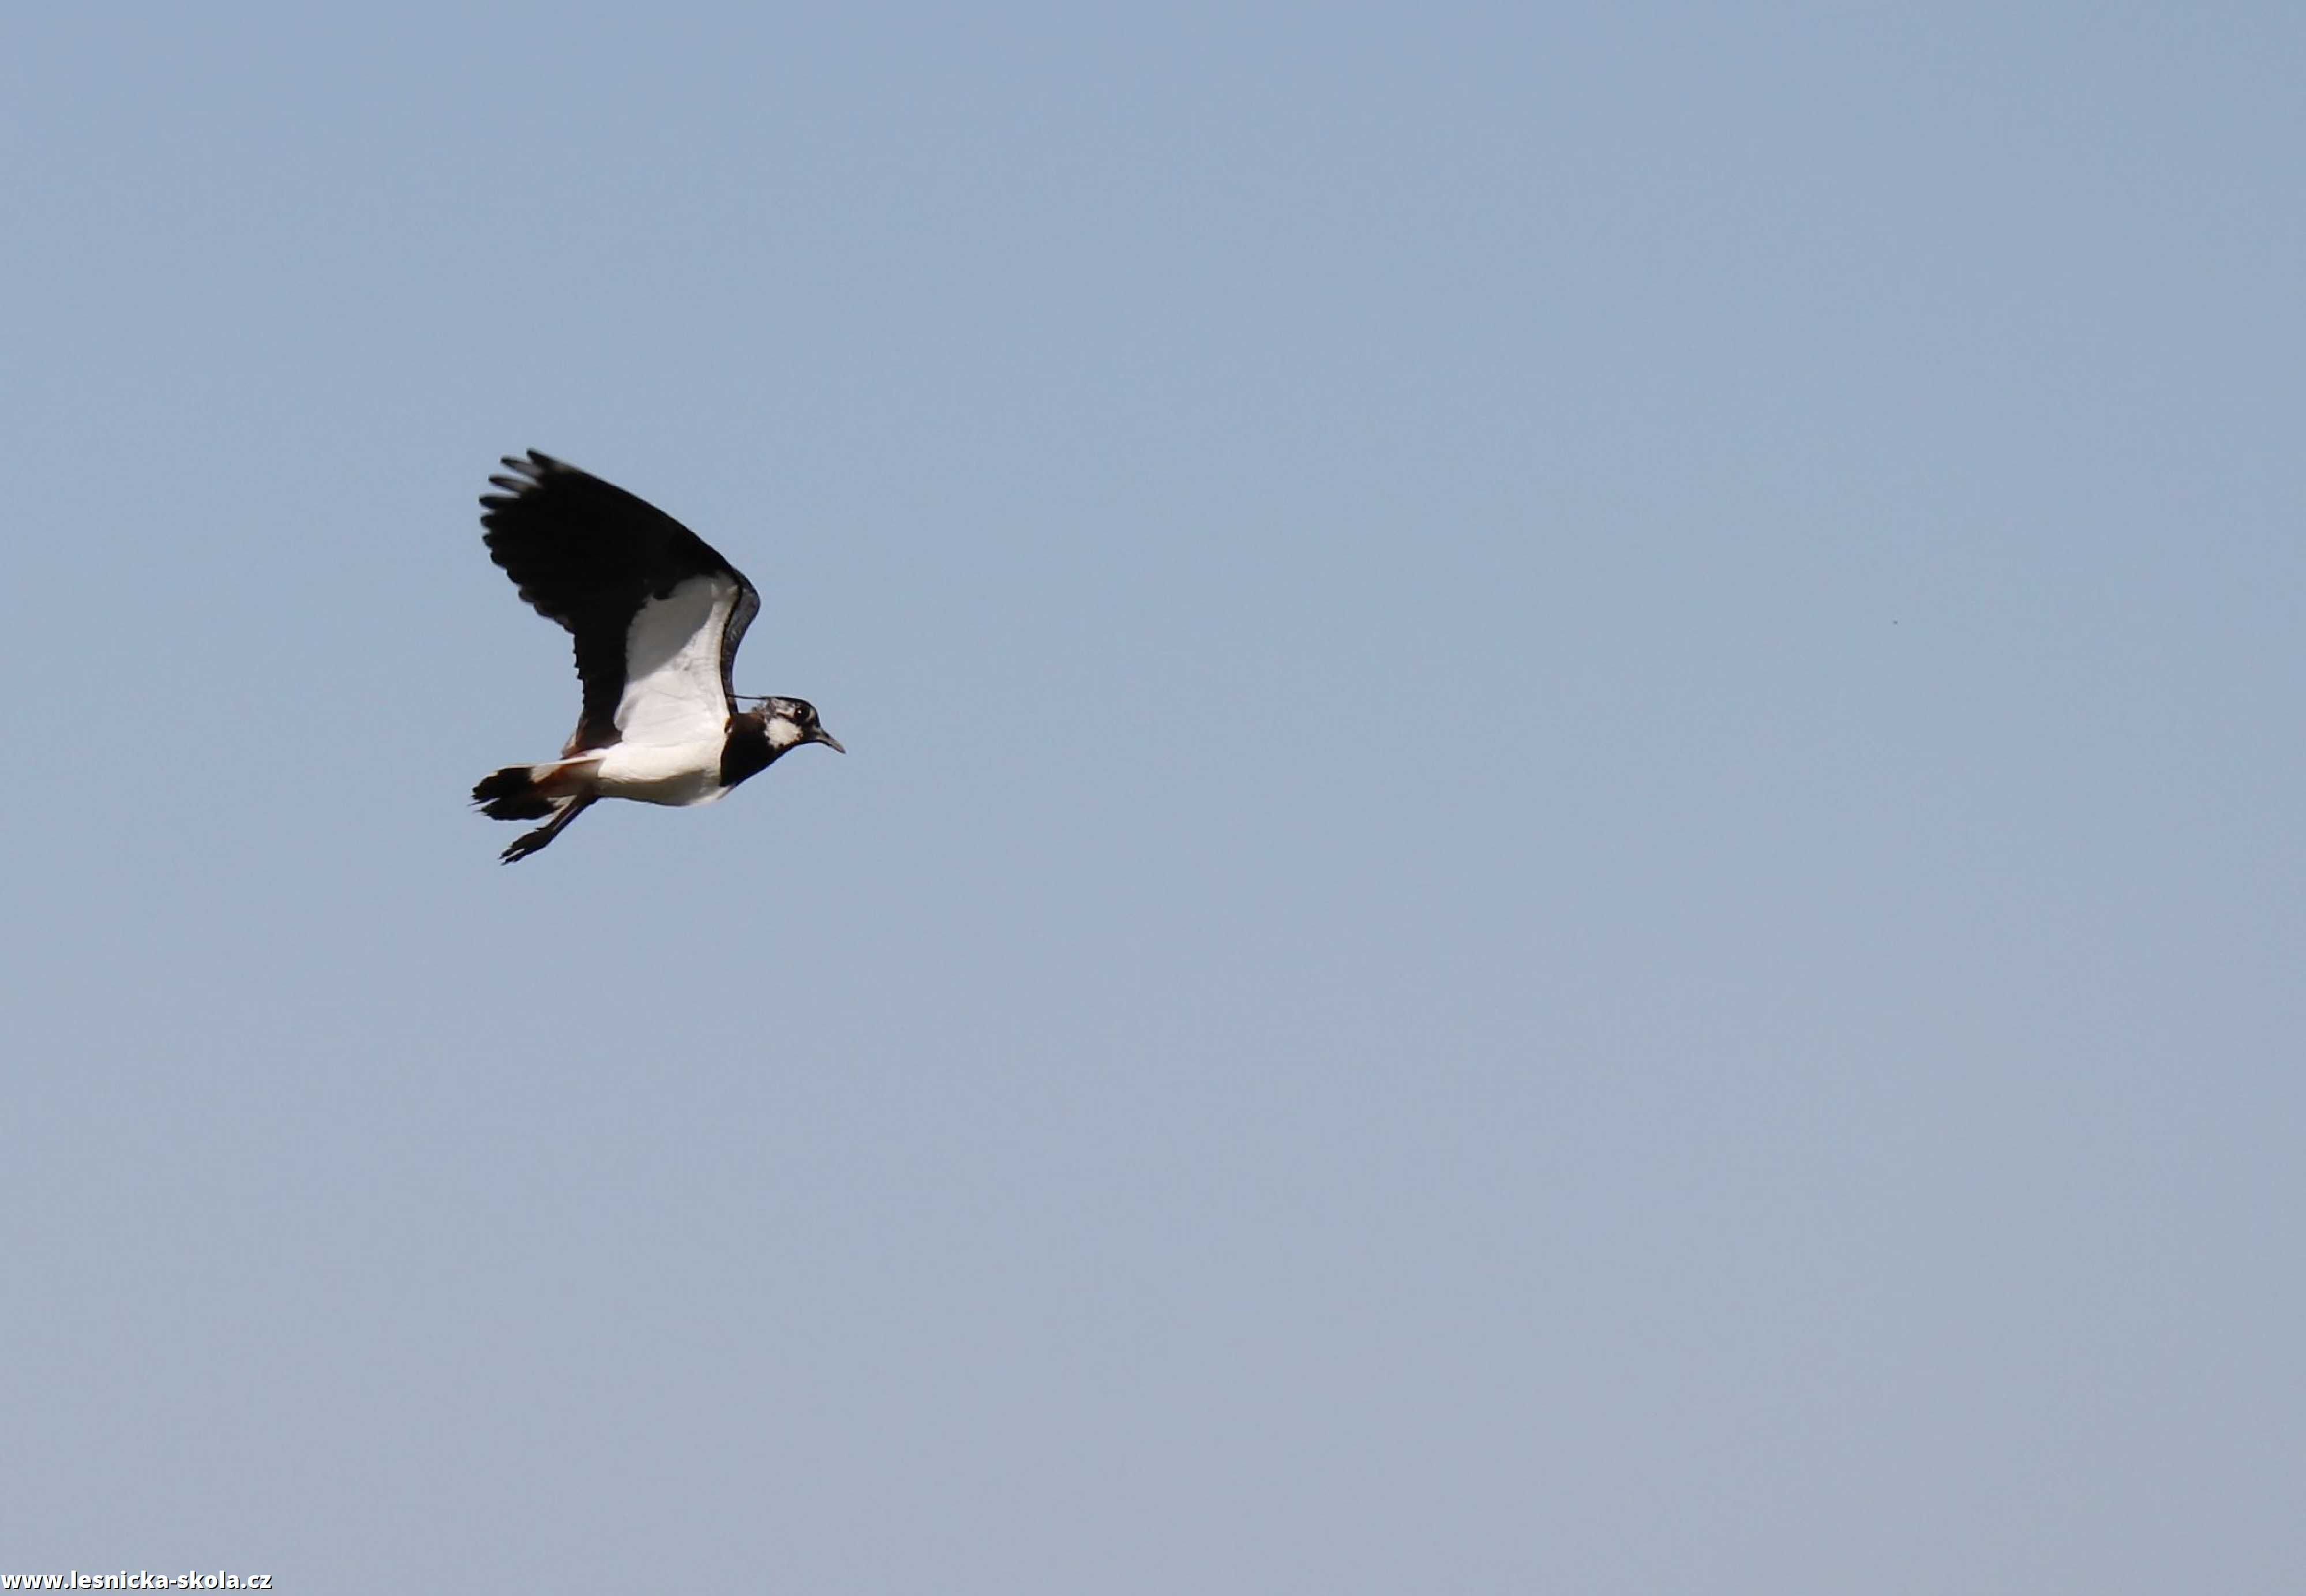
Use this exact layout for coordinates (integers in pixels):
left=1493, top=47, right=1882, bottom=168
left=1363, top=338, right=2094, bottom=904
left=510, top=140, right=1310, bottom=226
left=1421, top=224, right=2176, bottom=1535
left=471, top=450, right=842, bottom=863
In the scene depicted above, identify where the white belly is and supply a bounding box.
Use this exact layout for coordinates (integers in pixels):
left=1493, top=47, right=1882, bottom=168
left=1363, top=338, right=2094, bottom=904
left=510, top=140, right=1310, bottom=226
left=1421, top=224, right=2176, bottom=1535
left=593, top=738, right=728, bottom=807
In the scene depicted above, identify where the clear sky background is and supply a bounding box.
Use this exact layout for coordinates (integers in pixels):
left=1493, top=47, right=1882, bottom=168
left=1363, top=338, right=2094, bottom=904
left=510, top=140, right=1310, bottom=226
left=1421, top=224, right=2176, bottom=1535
left=5, top=5, right=2301, bottom=1591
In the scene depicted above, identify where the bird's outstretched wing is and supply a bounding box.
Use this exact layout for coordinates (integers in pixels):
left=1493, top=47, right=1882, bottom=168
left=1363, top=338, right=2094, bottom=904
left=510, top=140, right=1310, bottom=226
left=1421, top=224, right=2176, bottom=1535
left=480, top=452, right=760, bottom=752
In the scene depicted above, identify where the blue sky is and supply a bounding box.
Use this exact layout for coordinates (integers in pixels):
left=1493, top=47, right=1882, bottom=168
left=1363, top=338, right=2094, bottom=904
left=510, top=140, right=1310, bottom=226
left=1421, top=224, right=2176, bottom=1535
left=5, top=5, right=2302, bottom=1590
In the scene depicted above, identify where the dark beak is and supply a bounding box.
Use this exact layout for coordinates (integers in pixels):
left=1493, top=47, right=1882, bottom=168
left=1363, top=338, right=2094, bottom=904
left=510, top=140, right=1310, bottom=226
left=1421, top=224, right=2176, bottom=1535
left=811, top=728, right=846, bottom=754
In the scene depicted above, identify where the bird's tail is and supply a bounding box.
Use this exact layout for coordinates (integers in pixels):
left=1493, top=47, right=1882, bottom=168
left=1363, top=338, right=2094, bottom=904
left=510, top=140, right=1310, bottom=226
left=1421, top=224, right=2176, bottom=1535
left=472, top=764, right=555, bottom=820
left=473, top=758, right=605, bottom=862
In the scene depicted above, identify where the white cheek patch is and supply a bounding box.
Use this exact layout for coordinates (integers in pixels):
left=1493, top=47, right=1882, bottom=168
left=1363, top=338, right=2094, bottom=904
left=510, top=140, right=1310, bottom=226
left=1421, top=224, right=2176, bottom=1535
left=766, top=716, right=804, bottom=750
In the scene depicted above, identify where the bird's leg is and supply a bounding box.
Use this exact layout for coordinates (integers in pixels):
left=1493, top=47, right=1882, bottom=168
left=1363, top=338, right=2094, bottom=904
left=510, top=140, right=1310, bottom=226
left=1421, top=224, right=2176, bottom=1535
left=500, top=794, right=597, bottom=864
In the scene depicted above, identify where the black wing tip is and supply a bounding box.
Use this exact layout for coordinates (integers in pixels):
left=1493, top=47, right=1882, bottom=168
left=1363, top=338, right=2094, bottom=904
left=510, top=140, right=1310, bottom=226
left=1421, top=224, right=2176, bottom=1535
left=482, top=449, right=568, bottom=489
left=478, top=450, right=580, bottom=517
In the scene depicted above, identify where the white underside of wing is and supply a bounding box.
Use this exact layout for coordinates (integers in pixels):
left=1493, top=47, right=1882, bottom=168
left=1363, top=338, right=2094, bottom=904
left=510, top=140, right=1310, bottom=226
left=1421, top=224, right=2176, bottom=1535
left=616, top=573, right=738, bottom=749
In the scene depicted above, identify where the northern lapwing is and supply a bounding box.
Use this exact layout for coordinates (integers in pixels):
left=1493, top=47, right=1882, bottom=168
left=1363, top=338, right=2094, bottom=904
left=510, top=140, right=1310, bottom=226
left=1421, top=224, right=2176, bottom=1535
left=471, top=451, right=842, bottom=863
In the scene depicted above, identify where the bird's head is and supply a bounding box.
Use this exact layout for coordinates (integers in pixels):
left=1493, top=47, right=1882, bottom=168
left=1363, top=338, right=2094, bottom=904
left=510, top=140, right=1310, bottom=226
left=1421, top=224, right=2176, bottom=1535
left=761, top=696, right=845, bottom=755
